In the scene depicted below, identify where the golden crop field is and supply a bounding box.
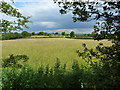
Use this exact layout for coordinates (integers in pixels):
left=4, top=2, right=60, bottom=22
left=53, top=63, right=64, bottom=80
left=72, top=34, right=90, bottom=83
left=2, top=38, right=112, bottom=69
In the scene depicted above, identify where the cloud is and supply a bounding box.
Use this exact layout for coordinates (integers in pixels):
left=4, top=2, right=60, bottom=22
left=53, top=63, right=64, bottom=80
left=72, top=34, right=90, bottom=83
left=35, top=21, right=61, bottom=28
left=0, top=0, right=96, bottom=34
left=1, top=0, right=43, bottom=3
left=18, top=0, right=59, bottom=16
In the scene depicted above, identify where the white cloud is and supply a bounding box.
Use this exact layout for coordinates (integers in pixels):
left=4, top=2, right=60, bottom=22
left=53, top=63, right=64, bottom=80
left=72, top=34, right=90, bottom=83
left=0, top=0, right=95, bottom=34
left=18, top=0, right=59, bottom=17
left=0, top=0, right=43, bottom=2
left=0, top=12, right=18, bottom=22
left=35, top=21, right=60, bottom=28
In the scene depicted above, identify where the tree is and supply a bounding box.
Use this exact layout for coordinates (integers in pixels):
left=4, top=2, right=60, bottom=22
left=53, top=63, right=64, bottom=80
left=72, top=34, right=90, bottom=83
left=54, top=1, right=120, bottom=88
left=61, top=32, right=65, bottom=35
left=0, top=1, right=31, bottom=33
left=54, top=1, right=119, bottom=40
left=44, top=32, right=48, bottom=36
left=32, top=32, right=35, bottom=35
left=55, top=32, right=59, bottom=35
left=21, top=31, right=31, bottom=38
left=70, top=31, right=75, bottom=37
left=38, top=32, right=44, bottom=35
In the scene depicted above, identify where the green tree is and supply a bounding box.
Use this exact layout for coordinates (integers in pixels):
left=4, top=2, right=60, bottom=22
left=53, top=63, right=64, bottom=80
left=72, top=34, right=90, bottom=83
left=38, top=32, right=44, bottom=35
left=21, top=31, right=31, bottom=38
left=54, top=1, right=120, bottom=88
left=61, top=32, right=65, bottom=35
left=32, top=32, right=35, bottom=35
left=0, top=1, right=31, bottom=33
left=70, top=31, right=75, bottom=37
left=54, top=1, right=119, bottom=40
left=55, top=32, right=59, bottom=35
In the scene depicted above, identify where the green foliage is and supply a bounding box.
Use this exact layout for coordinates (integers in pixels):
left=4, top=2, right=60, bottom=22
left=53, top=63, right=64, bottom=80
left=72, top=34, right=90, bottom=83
left=55, top=32, right=59, bottom=35
left=2, top=53, right=120, bottom=88
left=70, top=31, right=75, bottom=37
left=2, top=32, right=22, bottom=40
left=1, top=58, right=90, bottom=88
left=2, top=68, right=21, bottom=89
left=2, top=54, right=79, bottom=88
left=0, top=1, right=31, bottom=33
left=54, top=1, right=119, bottom=40
left=1, top=1, right=119, bottom=88
left=37, top=32, right=48, bottom=36
left=77, top=42, right=120, bottom=88
left=74, top=34, right=93, bottom=39
left=31, top=32, right=35, bottom=35
left=1, top=31, right=32, bottom=40
left=61, top=32, right=65, bottom=35
left=2, top=54, right=29, bottom=68
left=54, top=1, right=120, bottom=88
left=21, top=31, right=31, bottom=38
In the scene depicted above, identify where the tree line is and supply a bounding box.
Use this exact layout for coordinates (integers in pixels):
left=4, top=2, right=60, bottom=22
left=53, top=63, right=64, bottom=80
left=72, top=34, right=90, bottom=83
left=1, top=31, right=94, bottom=40
left=1, top=31, right=31, bottom=40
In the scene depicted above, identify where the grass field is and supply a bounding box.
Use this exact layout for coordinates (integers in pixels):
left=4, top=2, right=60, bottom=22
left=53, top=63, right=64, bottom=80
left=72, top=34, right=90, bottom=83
left=2, top=38, right=112, bottom=69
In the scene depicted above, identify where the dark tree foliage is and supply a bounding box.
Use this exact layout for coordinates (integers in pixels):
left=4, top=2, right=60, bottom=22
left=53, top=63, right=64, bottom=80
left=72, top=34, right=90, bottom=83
left=32, top=32, right=35, bottom=35
left=0, top=1, right=31, bottom=33
left=61, top=32, right=65, bottom=35
left=54, top=1, right=120, bottom=40
left=38, top=32, right=44, bottom=35
left=37, top=32, right=48, bottom=36
left=2, top=54, right=29, bottom=68
left=1, top=31, right=32, bottom=40
left=70, top=31, right=75, bottom=37
left=55, top=32, right=59, bottom=35
left=54, top=0, right=120, bottom=88
left=21, top=31, right=31, bottom=37
left=2, top=32, right=21, bottom=40
left=2, top=60, right=89, bottom=88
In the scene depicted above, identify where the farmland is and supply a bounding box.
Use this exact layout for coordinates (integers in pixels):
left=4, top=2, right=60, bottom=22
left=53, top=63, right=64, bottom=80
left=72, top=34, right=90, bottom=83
left=2, top=38, right=112, bottom=69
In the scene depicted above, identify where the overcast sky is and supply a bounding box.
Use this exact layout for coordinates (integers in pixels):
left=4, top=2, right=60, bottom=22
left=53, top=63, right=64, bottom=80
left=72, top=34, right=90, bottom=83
left=1, top=0, right=96, bottom=34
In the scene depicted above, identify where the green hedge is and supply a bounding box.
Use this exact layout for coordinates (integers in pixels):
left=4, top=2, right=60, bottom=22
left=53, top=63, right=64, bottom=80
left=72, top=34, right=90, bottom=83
left=1, top=32, right=31, bottom=40
left=2, top=61, right=92, bottom=88
left=1, top=54, right=119, bottom=88
left=2, top=60, right=119, bottom=88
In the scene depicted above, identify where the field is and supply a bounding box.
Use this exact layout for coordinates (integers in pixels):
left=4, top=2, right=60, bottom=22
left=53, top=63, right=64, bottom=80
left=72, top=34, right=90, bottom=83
left=2, top=38, right=112, bottom=69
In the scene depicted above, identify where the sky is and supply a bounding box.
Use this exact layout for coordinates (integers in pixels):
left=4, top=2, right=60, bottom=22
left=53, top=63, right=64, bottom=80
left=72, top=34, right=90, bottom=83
left=1, top=0, right=97, bottom=34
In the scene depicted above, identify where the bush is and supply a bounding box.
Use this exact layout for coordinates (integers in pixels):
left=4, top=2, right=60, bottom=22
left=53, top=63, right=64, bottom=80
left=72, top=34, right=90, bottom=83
left=1, top=31, right=32, bottom=40
left=2, top=54, right=119, bottom=88
left=2, top=54, right=29, bottom=68
left=2, top=33, right=22, bottom=40
left=2, top=57, right=89, bottom=88
left=21, top=31, right=31, bottom=38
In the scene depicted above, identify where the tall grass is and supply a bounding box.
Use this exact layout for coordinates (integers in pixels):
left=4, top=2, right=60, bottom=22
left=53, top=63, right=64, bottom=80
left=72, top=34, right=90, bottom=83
left=2, top=38, right=112, bottom=69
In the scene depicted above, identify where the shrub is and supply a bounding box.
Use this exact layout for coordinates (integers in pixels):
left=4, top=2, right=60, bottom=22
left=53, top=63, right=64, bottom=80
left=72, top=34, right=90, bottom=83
left=1, top=31, right=32, bottom=40
left=2, top=54, right=29, bottom=68
left=2, top=57, right=88, bottom=88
